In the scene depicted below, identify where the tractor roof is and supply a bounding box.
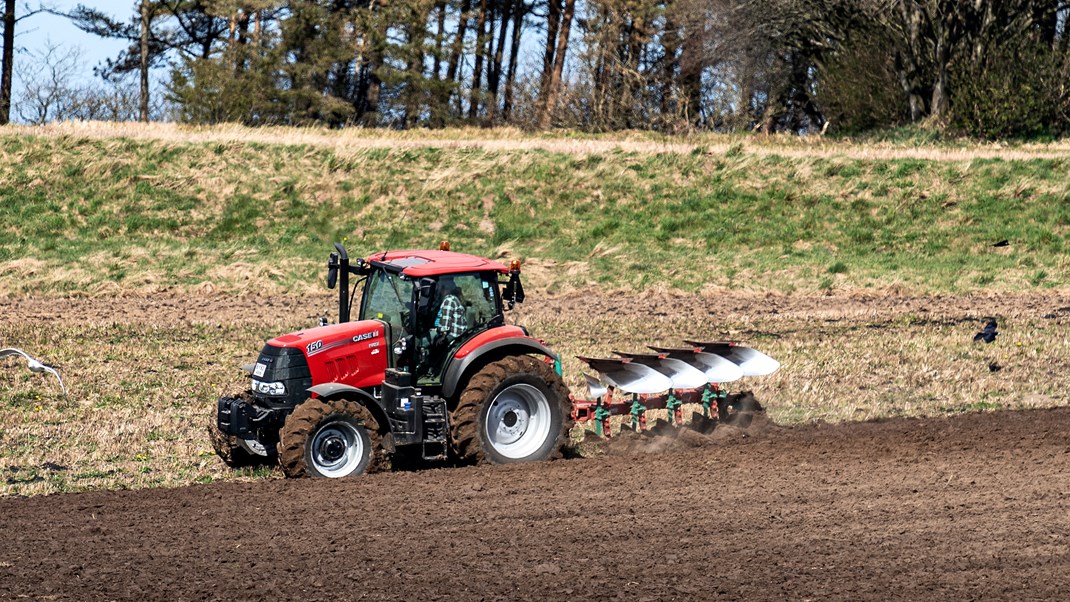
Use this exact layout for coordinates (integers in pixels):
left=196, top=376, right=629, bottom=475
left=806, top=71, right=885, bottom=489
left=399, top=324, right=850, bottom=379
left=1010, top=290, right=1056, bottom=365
left=366, top=249, right=509, bottom=277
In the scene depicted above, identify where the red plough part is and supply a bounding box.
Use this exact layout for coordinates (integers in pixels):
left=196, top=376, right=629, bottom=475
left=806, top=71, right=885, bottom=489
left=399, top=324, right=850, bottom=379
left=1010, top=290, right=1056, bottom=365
left=570, top=341, right=780, bottom=437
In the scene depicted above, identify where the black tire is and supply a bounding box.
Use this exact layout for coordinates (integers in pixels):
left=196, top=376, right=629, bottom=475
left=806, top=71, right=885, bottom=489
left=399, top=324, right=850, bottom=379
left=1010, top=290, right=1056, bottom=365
left=277, top=398, right=383, bottom=478
left=451, top=355, right=572, bottom=465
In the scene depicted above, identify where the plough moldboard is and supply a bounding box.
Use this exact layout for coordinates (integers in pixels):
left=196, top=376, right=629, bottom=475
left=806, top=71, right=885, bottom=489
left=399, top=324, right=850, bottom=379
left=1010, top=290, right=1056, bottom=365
left=570, top=341, right=780, bottom=437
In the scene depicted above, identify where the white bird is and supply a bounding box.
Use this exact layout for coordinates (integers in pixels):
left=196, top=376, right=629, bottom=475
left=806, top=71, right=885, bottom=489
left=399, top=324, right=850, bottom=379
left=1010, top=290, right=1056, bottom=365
left=1, top=348, right=68, bottom=397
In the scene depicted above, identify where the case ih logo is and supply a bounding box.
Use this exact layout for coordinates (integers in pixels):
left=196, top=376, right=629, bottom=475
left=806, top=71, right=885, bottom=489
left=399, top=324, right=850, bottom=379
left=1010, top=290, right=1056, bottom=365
left=306, top=330, right=381, bottom=356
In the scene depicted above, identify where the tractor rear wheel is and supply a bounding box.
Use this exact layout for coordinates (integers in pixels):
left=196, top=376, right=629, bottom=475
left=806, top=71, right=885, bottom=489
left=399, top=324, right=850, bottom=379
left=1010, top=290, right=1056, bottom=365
left=277, top=398, right=383, bottom=478
left=451, top=356, right=572, bottom=465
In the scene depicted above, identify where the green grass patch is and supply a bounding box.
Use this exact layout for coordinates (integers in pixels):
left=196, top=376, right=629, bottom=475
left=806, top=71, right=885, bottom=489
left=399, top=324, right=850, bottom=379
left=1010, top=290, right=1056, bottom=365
left=0, top=133, right=1068, bottom=296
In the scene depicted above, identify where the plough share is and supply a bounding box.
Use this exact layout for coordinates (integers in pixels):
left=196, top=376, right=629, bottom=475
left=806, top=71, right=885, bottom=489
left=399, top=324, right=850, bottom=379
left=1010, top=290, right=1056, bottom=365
left=572, top=341, right=780, bottom=437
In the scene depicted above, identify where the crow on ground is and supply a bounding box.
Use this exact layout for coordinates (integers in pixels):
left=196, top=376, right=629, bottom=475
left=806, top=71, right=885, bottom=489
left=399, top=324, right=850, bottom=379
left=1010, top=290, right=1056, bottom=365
left=973, top=320, right=998, bottom=344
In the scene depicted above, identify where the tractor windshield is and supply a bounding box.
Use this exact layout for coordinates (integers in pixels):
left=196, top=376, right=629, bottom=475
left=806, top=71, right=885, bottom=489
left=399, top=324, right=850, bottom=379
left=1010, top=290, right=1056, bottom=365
left=360, top=270, right=414, bottom=347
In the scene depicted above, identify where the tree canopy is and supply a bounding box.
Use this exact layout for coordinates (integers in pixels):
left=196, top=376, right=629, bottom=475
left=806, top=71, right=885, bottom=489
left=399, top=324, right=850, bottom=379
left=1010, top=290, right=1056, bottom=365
left=7, top=0, right=1069, bottom=137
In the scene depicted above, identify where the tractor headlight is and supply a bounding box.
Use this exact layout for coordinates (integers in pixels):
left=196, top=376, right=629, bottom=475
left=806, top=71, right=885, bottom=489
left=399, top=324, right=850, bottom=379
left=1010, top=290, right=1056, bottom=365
left=251, top=380, right=286, bottom=396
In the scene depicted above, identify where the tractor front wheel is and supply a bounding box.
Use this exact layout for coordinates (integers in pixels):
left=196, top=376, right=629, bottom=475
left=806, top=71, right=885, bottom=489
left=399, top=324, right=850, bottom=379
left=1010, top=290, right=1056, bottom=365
left=451, top=356, right=572, bottom=465
left=277, top=398, right=383, bottom=478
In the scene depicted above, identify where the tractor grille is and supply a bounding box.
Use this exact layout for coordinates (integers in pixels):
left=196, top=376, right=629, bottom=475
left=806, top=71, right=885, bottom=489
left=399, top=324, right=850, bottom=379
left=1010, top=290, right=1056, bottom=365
left=252, top=344, right=312, bottom=408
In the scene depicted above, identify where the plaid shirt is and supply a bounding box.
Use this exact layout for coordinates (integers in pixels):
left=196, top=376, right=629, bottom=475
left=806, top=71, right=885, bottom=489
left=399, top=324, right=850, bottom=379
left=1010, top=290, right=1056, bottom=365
left=436, top=294, right=468, bottom=339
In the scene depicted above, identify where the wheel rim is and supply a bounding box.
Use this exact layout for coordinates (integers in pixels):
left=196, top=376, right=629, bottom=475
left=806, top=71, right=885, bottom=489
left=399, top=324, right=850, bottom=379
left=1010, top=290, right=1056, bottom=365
left=310, top=420, right=364, bottom=478
left=484, top=383, right=552, bottom=460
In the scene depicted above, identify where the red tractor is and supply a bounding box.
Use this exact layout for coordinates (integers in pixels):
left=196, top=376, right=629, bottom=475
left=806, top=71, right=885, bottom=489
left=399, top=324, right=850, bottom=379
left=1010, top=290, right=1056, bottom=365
left=212, top=242, right=572, bottom=478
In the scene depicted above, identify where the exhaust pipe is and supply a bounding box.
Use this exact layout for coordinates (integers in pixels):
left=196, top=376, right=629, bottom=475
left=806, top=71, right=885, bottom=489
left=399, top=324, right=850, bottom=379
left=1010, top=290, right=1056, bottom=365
left=328, top=243, right=351, bottom=323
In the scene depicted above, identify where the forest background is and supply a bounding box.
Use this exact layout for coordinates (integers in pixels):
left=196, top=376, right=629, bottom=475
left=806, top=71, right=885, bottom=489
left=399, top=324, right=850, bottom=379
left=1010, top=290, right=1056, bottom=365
left=2, top=0, right=1069, bottom=139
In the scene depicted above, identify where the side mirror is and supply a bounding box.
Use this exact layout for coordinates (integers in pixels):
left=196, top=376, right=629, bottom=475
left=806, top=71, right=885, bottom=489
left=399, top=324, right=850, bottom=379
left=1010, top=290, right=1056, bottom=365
left=502, top=271, right=524, bottom=309
left=327, top=252, right=339, bottom=289
left=416, top=278, right=437, bottom=316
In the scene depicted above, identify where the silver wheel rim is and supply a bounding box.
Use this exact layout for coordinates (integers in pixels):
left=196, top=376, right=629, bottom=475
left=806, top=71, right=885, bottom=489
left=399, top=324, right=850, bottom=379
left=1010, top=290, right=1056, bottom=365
left=310, top=421, right=364, bottom=478
left=484, top=383, right=552, bottom=460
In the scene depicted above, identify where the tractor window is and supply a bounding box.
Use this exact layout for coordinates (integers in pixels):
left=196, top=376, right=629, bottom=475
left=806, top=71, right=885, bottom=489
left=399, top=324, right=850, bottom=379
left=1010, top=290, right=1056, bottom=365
left=361, top=270, right=414, bottom=344
left=435, top=273, right=499, bottom=338
left=416, top=272, right=502, bottom=383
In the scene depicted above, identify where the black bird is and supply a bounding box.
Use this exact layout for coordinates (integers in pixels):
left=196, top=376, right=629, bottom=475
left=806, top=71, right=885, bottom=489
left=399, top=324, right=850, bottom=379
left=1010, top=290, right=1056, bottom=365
left=973, top=320, right=998, bottom=344
left=992, top=239, right=1009, bottom=247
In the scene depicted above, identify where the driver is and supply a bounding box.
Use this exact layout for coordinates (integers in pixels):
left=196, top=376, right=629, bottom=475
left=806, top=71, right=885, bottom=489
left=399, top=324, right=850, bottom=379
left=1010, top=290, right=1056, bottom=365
left=435, top=277, right=468, bottom=341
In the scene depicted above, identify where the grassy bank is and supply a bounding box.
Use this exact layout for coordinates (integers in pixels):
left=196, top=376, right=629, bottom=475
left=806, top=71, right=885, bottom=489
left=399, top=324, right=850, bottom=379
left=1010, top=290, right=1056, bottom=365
left=1, top=126, right=1068, bottom=296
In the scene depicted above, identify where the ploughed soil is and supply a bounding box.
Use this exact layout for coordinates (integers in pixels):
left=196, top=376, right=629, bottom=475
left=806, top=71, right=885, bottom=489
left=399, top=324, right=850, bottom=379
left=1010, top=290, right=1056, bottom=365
left=2, top=288, right=1068, bottom=326
left=3, top=406, right=1069, bottom=601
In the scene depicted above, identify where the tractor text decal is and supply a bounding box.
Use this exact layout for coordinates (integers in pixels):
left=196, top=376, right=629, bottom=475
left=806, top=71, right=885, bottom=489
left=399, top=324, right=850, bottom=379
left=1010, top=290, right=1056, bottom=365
left=305, top=330, right=382, bottom=357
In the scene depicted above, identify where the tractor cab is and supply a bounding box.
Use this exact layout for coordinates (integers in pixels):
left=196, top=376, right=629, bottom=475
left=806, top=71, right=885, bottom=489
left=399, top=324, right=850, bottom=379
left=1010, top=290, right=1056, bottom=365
left=328, top=242, right=525, bottom=386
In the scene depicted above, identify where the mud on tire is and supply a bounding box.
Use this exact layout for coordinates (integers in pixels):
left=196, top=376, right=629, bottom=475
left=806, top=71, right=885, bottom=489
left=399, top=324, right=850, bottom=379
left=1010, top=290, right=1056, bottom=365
left=450, top=355, right=572, bottom=465
left=277, top=398, right=384, bottom=478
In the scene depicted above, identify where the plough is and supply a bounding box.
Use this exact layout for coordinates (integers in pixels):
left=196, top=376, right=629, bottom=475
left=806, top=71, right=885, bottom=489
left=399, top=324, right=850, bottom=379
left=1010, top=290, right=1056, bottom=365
left=571, top=341, right=780, bottom=437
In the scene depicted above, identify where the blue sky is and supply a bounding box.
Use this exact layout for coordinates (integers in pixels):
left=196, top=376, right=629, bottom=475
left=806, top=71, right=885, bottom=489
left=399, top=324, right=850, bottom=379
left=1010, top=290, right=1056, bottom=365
left=16, top=0, right=132, bottom=82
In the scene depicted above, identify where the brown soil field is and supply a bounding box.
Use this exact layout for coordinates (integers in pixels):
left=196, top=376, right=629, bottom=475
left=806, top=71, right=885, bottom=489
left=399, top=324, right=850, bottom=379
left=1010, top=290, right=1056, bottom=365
left=2, top=406, right=1069, bottom=601
left=2, top=290, right=1069, bottom=599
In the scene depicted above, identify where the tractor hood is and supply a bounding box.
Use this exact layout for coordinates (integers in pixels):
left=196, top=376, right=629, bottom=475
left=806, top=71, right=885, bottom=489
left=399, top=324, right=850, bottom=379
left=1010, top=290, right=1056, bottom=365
left=265, top=320, right=389, bottom=391
left=268, top=320, right=383, bottom=355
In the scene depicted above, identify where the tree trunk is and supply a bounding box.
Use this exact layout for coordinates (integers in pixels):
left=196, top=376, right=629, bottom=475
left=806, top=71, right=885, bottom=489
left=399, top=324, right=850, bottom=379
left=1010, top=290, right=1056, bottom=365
left=1033, top=0, right=1058, bottom=48
left=0, top=0, right=15, bottom=125
left=678, top=21, right=702, bottom=126
left=446, top=0, right=472, bottom=116
left=537, top=0, right=574, bottom=129
left=487, top=0, right=513, bottom=119
left=501, top=0, right=525, bottom=120
left=139, top=0, right=150, bottom=122
left=355, top=2, right=386, bottom=122
left=930, top=32, right=949, bottom=121
left=236, top=8, right=250, bottom=47
left=893, top=0, right=927, bottom=122
left=446, top=0, right=471, bottom=82
left=539, top=0, right=561, bottom=97
left=431, top=0, right=447, bottom=79
left=404, top=2, right=432, bottom=127
left=660, top=15, right=679, bottom=121
left=252, top=10, right=262, bottom=48
left=468, top=0, right=489, bottom=119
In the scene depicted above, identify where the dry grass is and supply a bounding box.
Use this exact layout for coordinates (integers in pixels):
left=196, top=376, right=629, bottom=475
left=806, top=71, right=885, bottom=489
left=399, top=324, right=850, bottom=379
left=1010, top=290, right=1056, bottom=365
left=528, top=306, right=1070, bottom=426
left=2, top=292, right=1067, bottom=496
left=11, top=121, right=1070, bottom=161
